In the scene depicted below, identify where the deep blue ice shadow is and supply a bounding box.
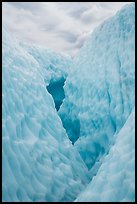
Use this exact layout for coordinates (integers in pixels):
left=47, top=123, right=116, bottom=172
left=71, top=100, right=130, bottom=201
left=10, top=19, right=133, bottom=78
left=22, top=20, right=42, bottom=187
left=46, top=77, right=65, bottom=111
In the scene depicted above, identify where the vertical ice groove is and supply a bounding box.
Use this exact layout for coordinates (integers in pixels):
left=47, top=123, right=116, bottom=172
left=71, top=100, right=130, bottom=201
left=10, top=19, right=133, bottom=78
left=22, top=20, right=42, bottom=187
left=2, top=26, right=91, bottom=202
left=117, top=52, right=124, bottom=115
left=2, top=3, right=135, bottom=202
left=59, top=4, right=135, bottom=201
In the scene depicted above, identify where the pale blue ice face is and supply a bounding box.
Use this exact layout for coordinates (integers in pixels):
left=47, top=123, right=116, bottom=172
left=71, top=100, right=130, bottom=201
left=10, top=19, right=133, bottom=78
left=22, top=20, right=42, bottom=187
left=2, top=3, right=135, bottom=202
left=2, top=26, right=90, bottom=202
left=59, top=3, right=135, bottom=170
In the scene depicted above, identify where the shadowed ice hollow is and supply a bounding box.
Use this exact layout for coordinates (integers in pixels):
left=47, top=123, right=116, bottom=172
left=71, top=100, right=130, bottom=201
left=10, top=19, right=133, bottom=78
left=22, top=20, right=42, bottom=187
left=2, top=3, right=135, bottom=202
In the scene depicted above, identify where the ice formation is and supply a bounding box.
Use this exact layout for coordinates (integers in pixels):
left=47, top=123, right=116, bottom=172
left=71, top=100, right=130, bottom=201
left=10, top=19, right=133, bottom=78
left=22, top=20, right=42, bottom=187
left=2, top=3, right=135, bottom=202
left=59, top=3, right=135, bottom=169
left=75, top=108, right=135, bottom=202
left=2, top=27, right=90, bottom=202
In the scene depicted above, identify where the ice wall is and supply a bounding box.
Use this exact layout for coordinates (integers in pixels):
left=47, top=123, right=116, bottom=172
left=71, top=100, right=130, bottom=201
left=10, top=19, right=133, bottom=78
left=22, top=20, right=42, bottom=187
left=59, top=3, right=135, bottom=170
left=2, top=3, right=135, bottom=202
left=2, top=26, right=90, bottom=202
left=75, top=108, right=135, bottom=202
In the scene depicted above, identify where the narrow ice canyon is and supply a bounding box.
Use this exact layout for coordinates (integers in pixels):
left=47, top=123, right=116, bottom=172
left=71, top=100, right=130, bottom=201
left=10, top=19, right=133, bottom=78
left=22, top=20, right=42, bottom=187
left=2, top=3, right=135, bottom=202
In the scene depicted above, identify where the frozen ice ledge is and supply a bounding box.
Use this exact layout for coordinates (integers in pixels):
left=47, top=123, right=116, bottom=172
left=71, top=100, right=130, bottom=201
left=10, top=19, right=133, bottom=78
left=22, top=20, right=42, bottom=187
left=2, top=3, right=135, bottom=202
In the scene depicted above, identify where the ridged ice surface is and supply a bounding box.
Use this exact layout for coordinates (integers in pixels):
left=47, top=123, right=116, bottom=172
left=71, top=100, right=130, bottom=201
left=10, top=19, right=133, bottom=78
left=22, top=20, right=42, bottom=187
left=59, top=3, right=135, bottom=170
left=75, top=108, right=135, bottom=202
left=2, top=27, right=90, bottom=202
left=2, top=3, right=135, bottom=202
left=20, top=42, right=72, bottom=84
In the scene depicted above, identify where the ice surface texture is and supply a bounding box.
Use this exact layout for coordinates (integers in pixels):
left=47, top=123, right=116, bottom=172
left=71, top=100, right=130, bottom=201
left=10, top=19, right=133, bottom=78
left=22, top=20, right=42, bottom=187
left=2, top=3, right=135, bottom=202
left=75, top=108, right=135, bottom=202
left=2, top=27, right=90, bottom=202
left=59, top=3, right=135, bottom=170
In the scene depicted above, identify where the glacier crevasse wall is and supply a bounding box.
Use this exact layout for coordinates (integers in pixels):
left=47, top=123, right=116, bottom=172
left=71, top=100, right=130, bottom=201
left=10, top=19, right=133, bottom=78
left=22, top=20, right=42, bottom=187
left=59, top=3, right=135, bottom=171
left=2, top=27, right=90, bottom=202
left=2, top=3, right=135, bottom=202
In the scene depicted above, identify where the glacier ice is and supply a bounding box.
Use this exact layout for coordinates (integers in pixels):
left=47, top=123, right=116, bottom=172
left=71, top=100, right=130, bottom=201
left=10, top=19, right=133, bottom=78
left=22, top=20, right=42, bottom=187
left=46, top=77, right=66, bottom=111
left=2, top=3, right=135, bottom=202
left=2, top=26, right=90, bottom=202
left=59, top=3, right=135, bottom=170
left=75, top=108, right=135, bottom=202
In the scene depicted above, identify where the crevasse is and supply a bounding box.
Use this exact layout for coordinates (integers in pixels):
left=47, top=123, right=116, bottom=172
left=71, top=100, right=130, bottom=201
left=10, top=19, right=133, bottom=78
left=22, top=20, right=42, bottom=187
left=2, top=3, right=135, bottom=202
left=2, top=26, right=91, bottom=202
left=59, top=3, right=135, bottom=172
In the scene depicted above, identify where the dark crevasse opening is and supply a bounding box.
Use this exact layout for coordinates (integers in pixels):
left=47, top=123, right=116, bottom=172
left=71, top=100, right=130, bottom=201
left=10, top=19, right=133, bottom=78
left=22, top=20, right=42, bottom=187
left=46, top=77, right=66, bottom=111
left=46, top=77, right=80, bottom=145
left=59, top=114, right=80, bottom=145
